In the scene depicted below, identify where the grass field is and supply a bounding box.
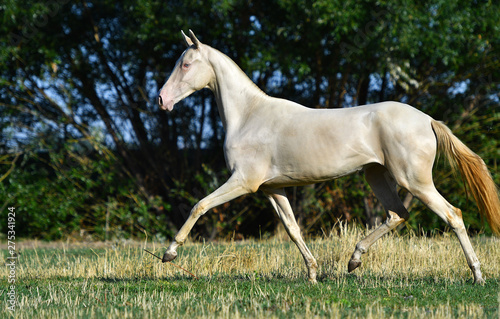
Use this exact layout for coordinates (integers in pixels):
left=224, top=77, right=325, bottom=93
left=2, top=224, right=499, bottom=318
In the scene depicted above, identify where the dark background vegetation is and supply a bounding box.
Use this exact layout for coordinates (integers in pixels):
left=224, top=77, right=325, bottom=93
left=0, top=0, right=498, bottom=241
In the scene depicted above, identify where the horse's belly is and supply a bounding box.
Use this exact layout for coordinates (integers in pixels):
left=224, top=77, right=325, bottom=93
left=261, top=165, right=365, bottom=188
left=262, top=148, right=377, bottom=188
left=259, top=119, right=382, bottom=187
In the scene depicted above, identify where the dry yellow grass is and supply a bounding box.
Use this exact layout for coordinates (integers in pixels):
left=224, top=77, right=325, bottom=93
left=2, top=224, right=499, bottom=318
left=13, top=224, right=498, bottom=282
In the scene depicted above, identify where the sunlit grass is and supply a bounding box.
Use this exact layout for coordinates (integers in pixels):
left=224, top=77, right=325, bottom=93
left=2, top=224, right=499, bottom=318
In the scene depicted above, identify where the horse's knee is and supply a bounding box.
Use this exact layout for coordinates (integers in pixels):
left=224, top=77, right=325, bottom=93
left=191, top=202, right=207, bottom=218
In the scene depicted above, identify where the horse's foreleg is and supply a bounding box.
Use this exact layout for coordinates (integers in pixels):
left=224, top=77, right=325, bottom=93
left=348, top=165, right=409, bottom=273
left=265, top=188, right=318, bottom=283
left=162, top=175, right=250, bottom=263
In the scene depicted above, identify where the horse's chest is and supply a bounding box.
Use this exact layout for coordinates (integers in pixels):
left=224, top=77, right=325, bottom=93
left=223, top=134, right=272, bottom=170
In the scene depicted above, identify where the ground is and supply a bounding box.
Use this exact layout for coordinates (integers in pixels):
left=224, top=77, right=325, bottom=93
left=2, top=225, right=499, bottom=318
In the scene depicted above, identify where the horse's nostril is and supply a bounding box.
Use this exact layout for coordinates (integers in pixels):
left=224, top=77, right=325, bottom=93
left=158, top=95, right=163, bottom=106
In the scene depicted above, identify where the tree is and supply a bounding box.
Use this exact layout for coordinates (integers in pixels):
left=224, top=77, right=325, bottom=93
left=1, top=0, right=498, bottom=239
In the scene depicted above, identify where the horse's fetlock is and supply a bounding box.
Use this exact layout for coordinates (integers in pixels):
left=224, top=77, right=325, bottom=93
left=173, top=237, right=185, bottom=246
left=450, top=219, right=466, bottom=232
left=356, top=243, right=367, bottom=254
left=471, top=261, right=481, bottom=270
left=308, top=259, right=318, bottom=269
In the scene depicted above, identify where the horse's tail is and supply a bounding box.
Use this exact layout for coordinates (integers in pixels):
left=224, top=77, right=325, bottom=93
left=431, top=120, right=500, bottom=235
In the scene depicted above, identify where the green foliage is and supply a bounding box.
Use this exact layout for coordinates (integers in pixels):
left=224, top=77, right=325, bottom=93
left=0, top=138, right=174, bottom=240
left=0, top=0, right=498, bottom=240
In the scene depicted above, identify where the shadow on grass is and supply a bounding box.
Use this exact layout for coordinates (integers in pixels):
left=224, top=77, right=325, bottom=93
left=96, top=271, right=499, bottom=288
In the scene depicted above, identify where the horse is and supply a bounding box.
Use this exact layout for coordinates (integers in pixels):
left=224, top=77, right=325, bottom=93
left=158, top=30, right=500, bottom=284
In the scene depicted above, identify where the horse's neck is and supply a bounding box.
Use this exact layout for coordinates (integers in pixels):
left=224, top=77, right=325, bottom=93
left=207, top=48, right=266, bottom=133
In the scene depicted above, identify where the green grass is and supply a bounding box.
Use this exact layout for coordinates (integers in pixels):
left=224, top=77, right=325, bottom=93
left=2, top=225, right=499, bottom=318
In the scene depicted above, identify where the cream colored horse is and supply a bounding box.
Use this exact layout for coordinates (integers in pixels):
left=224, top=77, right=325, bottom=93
left=158, top=30, right=500, bottom=284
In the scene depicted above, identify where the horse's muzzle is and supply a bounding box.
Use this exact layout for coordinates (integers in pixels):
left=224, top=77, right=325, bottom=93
left=158, top=93, right=175, bottom=111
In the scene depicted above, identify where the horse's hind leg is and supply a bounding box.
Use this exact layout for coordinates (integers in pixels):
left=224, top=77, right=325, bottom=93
left=348, top=165, right=409, bottom=272
left=410, top=184, right=485, bottom=284
left=265, top=188, right=318, bottom=283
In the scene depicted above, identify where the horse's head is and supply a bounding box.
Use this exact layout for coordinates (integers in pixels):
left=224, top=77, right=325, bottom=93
left=158, top=30, right=215, bottom=111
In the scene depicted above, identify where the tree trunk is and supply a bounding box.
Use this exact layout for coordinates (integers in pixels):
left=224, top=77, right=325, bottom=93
left=356, top=73, right=370, bottom=106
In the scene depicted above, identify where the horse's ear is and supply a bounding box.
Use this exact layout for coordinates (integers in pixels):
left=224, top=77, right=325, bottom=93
left=188, top=30, right=201, bottom=49
left=181, top=30, right=193, bottom=47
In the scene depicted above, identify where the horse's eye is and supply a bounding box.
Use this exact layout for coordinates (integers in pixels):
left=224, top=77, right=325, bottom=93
left=183, top=63, right=190, bottom=69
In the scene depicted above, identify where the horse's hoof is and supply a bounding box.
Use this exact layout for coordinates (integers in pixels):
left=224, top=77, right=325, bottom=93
left=348, top=259, right=361, bottom=273
left=162, top=250, right=177, bottom=263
